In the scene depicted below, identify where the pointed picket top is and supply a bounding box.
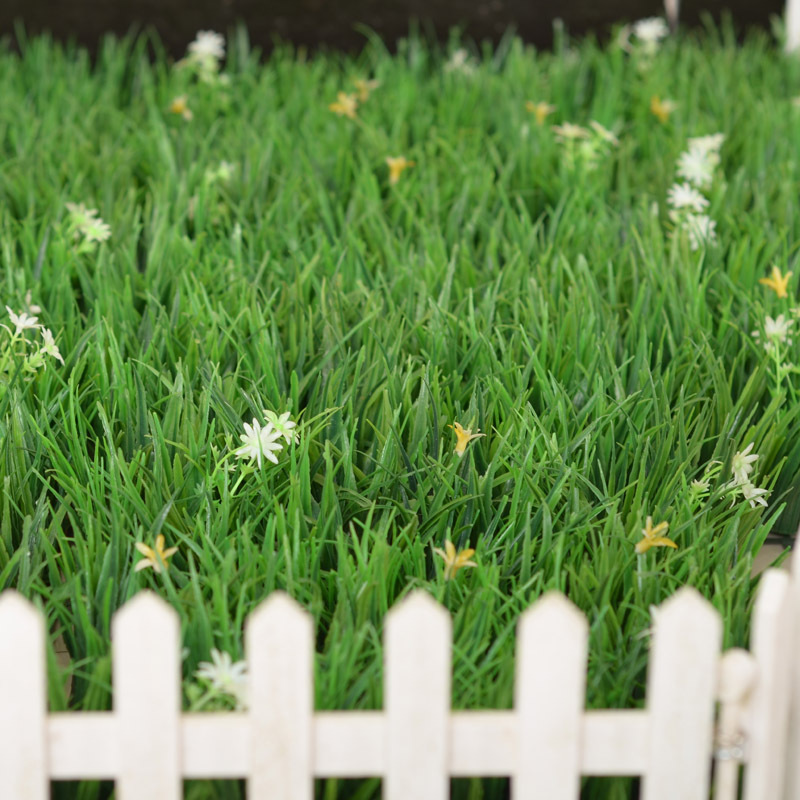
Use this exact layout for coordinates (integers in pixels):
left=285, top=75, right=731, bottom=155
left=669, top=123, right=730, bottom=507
left=113, top=588, right=178, bottom=633
left=385, top=590, right=451, bottom=800
left=113, top=590, right=181, bottom=800
left=0, top=589, right=47, bottom=800
left=387, top=588, right=451, bottom=631
left=0, top=588, right=41, bottom=621
left=247, top=591, right=313, bottom=800
left=642, top=586, right=721, bottom=800
left=754, top=568, right=791, bottom=617
left=518, top=590, right=588, bottom=640
left=744, top=569, right=792, bottom=800
left=247, top=589, right=312, bottom=636
left=0, top=589, right=45, bottom=647
left=515, top=591, right=587, bottom=800
left=654, top=585, right=718, bottom=628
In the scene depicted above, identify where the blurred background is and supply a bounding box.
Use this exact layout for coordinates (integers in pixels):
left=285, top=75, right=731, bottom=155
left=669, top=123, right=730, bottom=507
left=0, top=0, right=788, bottom=55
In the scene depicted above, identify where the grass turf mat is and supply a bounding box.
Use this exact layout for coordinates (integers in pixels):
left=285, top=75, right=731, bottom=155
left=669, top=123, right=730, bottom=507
left=2, top=20, right=800, bottom=799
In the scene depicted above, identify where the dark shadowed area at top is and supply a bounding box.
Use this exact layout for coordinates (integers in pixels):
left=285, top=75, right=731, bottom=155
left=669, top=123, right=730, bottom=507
left=0, top=0, right=788, bottom=56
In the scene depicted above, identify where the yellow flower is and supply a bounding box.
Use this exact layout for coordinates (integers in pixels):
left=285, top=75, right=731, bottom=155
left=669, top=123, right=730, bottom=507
left=432, top=540, right=477, bottom=580
left=759, top=266, right=793, bottom=299
left=635, top=516, right=677, bottom=555
left=525, top=100, right=556, bottom=125
left=328, top=92, right=358, bottom=119
left=169, top=95, right=193, bottom=121
left=650, top=95, right=677, bottom=123
left=449, top=421, right=486, bottom=457
left=385, top=156, right=415, bottom=185
left=135, top=534, right=179, bottom=574
left=353, top=78, right=380, bottom=102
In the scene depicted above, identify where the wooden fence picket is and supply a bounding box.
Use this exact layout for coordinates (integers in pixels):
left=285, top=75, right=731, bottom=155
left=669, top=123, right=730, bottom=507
left=641, top=587, right=721, bottom=800
left=246, top=591, right=313, bottom=800
left=0, top=591, right=47, bottom=800
left=513, top=592, right=587, bottom=800
left=112, top=591, right=181, bottom=800
left=385, top=590, right=451, bottom=800
left=743, top=569, right=793, bottom=800
left=785, top=544, right=800, bottom=799
left=714, top=648, right=756, bottom=800
left=788, top=0, right=800, bottom=51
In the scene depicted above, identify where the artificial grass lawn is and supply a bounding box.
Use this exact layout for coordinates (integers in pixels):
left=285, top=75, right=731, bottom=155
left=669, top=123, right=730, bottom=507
left=2, top=19, right=800, bottom=799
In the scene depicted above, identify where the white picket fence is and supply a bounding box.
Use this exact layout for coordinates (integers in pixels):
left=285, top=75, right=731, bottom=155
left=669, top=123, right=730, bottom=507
left=0, top=546, right=799, bottom=799
left=789, top=0, right=800, bottom=51
left=664, top=0, right=800, bottom=51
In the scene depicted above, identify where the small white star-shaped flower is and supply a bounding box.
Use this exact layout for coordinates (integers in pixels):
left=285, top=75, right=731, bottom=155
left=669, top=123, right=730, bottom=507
left=6, top=306, right=40, bottom=334
left=234, top=419, right=283, bottom=468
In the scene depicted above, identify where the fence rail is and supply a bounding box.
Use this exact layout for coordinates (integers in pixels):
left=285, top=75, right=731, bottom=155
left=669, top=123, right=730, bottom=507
left=0, top=544, right=799, bottom=799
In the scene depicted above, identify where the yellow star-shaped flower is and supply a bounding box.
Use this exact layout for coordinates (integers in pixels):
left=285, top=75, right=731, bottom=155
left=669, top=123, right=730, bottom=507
left=525, top=100, right=556, bottom=125
left=649, top=95, right=677, bottom=123
left=169, top=95, right=193, bottom=121
left=759, top=266, right=792, bottom=299
left=385, top=155, right=415, bottom=185
left=449, top=421, right=486, bottom=457
left=328, top=92, right=358, bottom=119
left=135, top=534, right=179, bottom=574
left=432, top=540, right=477, bottom=580
left=635, top=516, right=677, bottom=555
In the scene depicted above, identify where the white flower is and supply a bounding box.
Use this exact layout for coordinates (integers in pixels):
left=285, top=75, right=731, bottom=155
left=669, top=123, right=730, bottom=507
left=39, top=328, right=64, bottom=364
left=684, top=214, right=717, bottom=250
left=691, top=478, right=710, bottom=492
left=676, top=149, right=716, bottom=188
left=262, top=410, right=298, bottom=444
left=726, top=478, right=770, bottom=509
left=444, top=49, right=476, bottom=75
left=65, top=202, right=111, bottom=246
left=65, top=202, right=99, bottom=232
left=205, top=160, right=234, bottom=183
left=188, top=30, right=225, bottom=63
left=731, top=443, right=759, bottom=485
left=752, top=314, right=793, bottom=352
left=687, top=134, right=725, bottom=157
left=195, top=648, right=248, bottom=709
left=553, top=122, right=591, bottom=142
left=234, top=418, right=283, bottom=468
left=589, top=120, right=619, bottom=146
left=6, top=306, right=39, bottom=334
left=632, top=17, right=669, bottom=44
left=83, top=217, right=112, bottom=243
left=741, top=482, right=770, bottom=508
left=667, top=183, right=709, bottom=214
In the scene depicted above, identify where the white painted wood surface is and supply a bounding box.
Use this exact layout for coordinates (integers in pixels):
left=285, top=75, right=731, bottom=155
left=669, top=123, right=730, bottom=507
left=246, top=591, right=313, bottom=800
left=744, top=569, right=793, bottom=800
left=714, top=648, right=756, bottom=800
left=0, top=592, right=47, bottom=800
left=641, top=588, right=721, bottom=800
left=785, top=544, right=800, bottom=799
left=514, top=592, right=587, bottom=799
left=113, top=591, right=181, bottom=800
left=788, top=0, right=800, bottom=51
left=0, top=569, right=798, bottom=797
left=385, top=591, right=450, bottom=800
